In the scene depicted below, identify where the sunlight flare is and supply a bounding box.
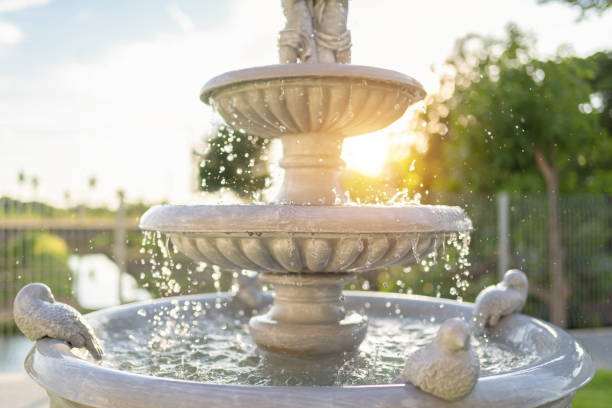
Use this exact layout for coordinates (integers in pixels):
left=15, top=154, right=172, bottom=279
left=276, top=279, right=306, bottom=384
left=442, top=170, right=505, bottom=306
left=342, top=132, right=391, bottom=176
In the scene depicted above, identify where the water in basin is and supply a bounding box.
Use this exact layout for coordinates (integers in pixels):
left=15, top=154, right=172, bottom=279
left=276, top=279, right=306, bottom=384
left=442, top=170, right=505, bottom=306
left=94, top=300, right=539, bottom=386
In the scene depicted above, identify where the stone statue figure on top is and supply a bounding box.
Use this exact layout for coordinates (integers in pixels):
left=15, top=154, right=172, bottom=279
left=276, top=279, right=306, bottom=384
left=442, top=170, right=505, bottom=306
left=279, top=0, right=351, bottom=64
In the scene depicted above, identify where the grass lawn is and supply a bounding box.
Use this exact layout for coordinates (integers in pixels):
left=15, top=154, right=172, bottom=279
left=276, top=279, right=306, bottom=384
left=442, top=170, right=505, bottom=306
left=573, top=370, right=612, bottom=408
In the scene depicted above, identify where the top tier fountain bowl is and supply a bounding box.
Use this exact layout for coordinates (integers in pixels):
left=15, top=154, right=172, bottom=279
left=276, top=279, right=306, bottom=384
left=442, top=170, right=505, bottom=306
left=22, top=2, right=592, bottom=407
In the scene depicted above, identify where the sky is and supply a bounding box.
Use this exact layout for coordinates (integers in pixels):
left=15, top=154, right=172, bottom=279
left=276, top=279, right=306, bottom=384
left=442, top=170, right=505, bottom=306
left=1, top=0, right=611, bottom=207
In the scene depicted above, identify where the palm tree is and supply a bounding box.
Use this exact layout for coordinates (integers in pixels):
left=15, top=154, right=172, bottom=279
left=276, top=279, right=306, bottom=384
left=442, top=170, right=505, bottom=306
left=87, top=175, right=97, bottom=210
left=88, top=176, right=97, bottom=191
left=31, top=176, right=39, bottom=198
left=63, top=190, right=71, bottom=209
left=17, top=170, right=26, bottom=201
left=30, top=176, right=39, bottom=214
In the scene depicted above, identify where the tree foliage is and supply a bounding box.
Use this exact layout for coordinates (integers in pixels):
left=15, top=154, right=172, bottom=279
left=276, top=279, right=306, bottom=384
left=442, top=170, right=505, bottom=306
left=411, top=24, right=612, bottom=327
left=416, top=25, right=611, bottom=194
left=589, top=51, right=612, bottom=135
left=196, top=125, right=270, bottom=200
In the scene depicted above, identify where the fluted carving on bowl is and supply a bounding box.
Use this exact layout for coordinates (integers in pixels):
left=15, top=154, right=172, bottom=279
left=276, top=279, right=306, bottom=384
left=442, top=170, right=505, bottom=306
left=170, top=232, right=441, bottom=273
left=210, top=78, right=420, bottom=139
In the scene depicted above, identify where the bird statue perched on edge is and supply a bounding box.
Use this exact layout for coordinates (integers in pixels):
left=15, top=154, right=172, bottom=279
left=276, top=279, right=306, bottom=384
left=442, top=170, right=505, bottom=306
left=472, top=269, right=528, bottom=335
left=13, top=283, right=104, bottom=360
left=233, top=271, right=265, bottom=311
left=402, top=317, right=480, bottom=401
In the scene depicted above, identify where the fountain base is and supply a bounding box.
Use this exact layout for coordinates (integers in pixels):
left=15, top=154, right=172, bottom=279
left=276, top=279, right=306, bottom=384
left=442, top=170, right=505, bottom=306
left=249, top=273, right=367, bottom=355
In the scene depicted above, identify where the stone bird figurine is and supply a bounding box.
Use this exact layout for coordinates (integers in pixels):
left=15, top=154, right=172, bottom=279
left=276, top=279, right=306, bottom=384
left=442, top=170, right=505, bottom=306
left=402, top=317, right=480, bottom=401
left=13, top=283, right=104, bottom=360
left=233, top=272, right=265, bottom=310
left=472, top=269, right=528, bottom=335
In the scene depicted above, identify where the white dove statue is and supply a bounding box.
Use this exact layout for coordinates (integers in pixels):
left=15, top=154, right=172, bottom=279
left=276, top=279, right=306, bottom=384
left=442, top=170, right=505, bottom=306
left=13, top=283, right=104, bottom=360
left=473, top=269, right=528, bottom=335
left=402, top=317, right=480, bottom=401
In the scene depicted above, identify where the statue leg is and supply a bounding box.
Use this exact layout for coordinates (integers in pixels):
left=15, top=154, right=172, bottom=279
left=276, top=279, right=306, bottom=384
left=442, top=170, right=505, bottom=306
left=279, top=46, right=299, bottom=64
left=280, top=0, right=315, bottom=63
left=335, top=48, right=351, bottom=64
left=316, top=47, right=335, bottom=63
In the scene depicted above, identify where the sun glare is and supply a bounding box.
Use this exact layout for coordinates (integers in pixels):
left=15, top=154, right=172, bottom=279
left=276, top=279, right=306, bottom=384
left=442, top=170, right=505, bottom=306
left=342, top=105, right=422, bottom=176
left=341, top=132, right=391, bottom=176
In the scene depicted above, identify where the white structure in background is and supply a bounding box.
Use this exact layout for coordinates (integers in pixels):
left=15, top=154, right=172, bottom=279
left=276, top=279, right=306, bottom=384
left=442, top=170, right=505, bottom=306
left=69, top=254, right=150, bottom=310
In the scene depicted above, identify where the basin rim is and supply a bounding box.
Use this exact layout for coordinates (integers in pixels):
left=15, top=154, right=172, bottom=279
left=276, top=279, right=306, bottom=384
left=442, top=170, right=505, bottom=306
left=200, top=63, right=426, bottom=104
left=25, top=291, right=593, bottom=408
left=139, top=204, right=473, bottom=234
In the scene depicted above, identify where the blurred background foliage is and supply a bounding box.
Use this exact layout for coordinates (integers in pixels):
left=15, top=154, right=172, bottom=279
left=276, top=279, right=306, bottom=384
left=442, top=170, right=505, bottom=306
left=0, top=232, right=73, bottom=299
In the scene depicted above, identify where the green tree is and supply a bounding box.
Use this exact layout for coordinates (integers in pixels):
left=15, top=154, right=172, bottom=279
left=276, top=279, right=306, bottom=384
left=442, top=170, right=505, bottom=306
left=588, top=51, right=612, bottom=136
left=196, top=125, right=270, bottom=200
left=414, top=24, right=611, bottom=327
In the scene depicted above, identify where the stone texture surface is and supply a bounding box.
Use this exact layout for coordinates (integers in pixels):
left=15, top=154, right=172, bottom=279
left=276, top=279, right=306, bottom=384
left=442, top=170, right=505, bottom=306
left=472, top=270, right=528, bottom=335
left=403, top=318, right=479, bottom=401
left=200, top=64, right=425, bottom=139
left=169, top=232, right=440, bottom=273
left=279, top=0, right=351, bottom=63
left=13, top=283, right=104, bottom=360
left=249, top=273, right=367, bottom=354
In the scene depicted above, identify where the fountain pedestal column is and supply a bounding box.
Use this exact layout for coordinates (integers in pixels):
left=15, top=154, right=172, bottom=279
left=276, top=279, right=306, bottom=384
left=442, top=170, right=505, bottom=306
left=251, top=131, right=365, bottom=355
left=249, top=273, right=367, bottom=355
left=277, top=133, right=345, bottom=205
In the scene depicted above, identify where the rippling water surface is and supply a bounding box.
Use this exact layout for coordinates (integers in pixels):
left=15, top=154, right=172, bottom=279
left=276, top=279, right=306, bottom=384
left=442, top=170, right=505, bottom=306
left=96, top=300, right=538, bottom=386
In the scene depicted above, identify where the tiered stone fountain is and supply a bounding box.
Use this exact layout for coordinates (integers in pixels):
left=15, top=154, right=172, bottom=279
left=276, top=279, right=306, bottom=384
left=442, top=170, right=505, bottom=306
left=141, top=61, right=469, bottom=355
left=20, top=2, right=593, bottom=407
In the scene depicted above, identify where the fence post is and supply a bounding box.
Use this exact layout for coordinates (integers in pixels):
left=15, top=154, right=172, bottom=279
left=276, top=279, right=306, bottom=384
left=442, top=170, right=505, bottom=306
left=497, top=192, right=510, bottom=279
left=114, top=190, right=126, bottom=305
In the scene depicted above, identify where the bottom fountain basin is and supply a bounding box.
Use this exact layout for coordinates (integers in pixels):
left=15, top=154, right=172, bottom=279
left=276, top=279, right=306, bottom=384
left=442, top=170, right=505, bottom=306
left=25, top=292, right=592, bottom=408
